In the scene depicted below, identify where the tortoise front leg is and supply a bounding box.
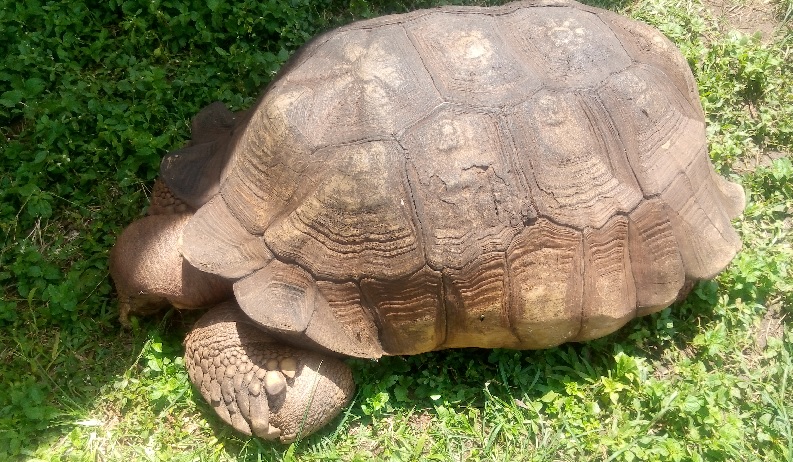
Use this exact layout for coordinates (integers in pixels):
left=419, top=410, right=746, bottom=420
left=184, top=302, right=355, bottom=443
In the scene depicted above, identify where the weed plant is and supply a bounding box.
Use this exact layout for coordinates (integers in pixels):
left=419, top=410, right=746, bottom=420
left=1, top=0, right=791, bottom=460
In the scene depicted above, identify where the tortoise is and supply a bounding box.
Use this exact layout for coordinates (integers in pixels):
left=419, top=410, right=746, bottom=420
left=110, top=0, right=745, bottom=443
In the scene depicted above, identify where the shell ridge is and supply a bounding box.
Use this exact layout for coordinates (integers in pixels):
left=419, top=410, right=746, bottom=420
left=591, top=10, right=635, bottom=68
left=402, top=157, right=430, bottom=270
left=588, top=91, right=647, bottom=197
left=573, top=227, right=587, bottom=341
left=496, top=116, right=540, bottom=228
left=401, top=23, right=446, bottom=106
left=663, top=167, right=740, bottom=247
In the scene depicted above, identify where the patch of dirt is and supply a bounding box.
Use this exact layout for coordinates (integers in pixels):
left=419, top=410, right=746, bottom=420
left=408, top=411, right=433, bottom=432
left=755, top=301, right=785, bottom=350
left=701, top=0, right=784, bottom=41
left=733, top=150, right=789, bottom=173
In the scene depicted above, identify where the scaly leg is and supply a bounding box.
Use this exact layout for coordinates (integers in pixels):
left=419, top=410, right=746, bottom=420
left=184, top=302, right=355, bottom=443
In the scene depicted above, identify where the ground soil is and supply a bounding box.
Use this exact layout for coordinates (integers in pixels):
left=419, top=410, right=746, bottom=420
left=701, top=0, right=787, bottom=41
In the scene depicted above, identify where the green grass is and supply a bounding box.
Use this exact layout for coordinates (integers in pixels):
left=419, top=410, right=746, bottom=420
left=1, top=0, right=791, bottom=460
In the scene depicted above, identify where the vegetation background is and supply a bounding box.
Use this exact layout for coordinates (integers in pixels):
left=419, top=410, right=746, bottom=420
left=1, top=0, right=791, bottom=460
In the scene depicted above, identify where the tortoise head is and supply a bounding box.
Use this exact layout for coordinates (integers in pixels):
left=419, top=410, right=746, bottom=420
left=109, top=211, right=233, bottom=325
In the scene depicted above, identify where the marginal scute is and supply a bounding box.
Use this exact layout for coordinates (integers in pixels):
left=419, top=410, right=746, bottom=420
left=362, top=266, right=445, bottom=355
left=181, top=196, right=274, bottom=279
left=713, top=173, right=746, bottom=220
left=441, top=251, right=520, bottom=349
left=233, top=261, right=383, bottom=358
left=234, top=261, right=318, bottom=334
left=314, top=281, right=384, bottom=358
left=576, top=215, right=636, bottom=341
left=506, top=219, right=584, bottom=348
left=662, top=168, right=743, bottom=279
left=628, top=199, right=686, bottom=315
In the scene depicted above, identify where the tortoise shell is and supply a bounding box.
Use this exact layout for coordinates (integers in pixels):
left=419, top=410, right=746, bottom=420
left=162, top=0, right=744, bottom=358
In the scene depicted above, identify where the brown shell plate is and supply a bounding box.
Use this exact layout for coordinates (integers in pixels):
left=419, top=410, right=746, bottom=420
left=175, top=0, right=745, bottom=357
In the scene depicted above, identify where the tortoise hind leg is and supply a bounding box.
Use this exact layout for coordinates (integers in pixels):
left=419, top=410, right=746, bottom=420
left=184, top=302, right=355, bottom=443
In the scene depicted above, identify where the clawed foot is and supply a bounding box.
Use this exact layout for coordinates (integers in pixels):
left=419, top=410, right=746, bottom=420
left=184, top=302, right=355, bottom=443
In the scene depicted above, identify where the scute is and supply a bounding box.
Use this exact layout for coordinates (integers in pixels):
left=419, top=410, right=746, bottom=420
left=181, top=196, right=273, bottom=279
left=507, top=90, right=643, bottom=229
left=405, top=12, right=542, bottom=106
left=499, top=6, right=633, bottom=88
left=276, top=24, right=443, bottom=146
left=401, top=106, right=526, bottom=269
left=264, top=140, right=424, bottom=281
left=599, top=65, right=706, bottom=195
left=506, top=219, right=584, bottom=349
left=627, top=199, right=686, bottom=314
left=602, top=10, right=702, bottom=109
left=361, top=266, right=445, bottom=355
left=219, top=88, right=320, bottom=234
left=577, top=215, right=636, bottom=341
left=441, top=251, right=520, bottom=349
